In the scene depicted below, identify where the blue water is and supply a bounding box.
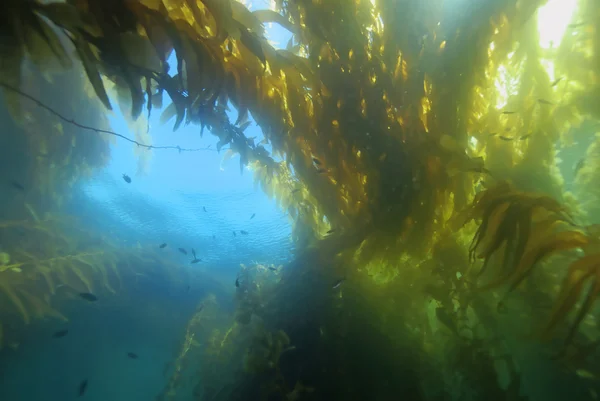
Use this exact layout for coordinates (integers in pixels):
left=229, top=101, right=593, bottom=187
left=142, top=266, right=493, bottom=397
left=0, top=4, right=296, bottom=399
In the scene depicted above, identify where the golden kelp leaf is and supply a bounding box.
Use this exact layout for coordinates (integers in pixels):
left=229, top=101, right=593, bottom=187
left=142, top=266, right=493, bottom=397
left=73, top=35, right=112, bottom=111
left=252, top=9, right=299, bottom=35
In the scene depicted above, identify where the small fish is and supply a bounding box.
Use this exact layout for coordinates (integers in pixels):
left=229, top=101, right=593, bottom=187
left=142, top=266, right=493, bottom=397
left=312, top=157, right=321, bottom=165
left=52, top=329, right=69, bottom=338
left=186, top=285, right=190, bottom=293
left=519, top=134, right=531, bottom=140
left=203, top=207, right=207, bottom=212
left=550, top=77, right=563, bottom=87
left=576, top=369, right=596, bottom=380
left=159, top=243, right=167, bottom=249
left=332, top=278, right=345, bottom=289
left=502, top=111, right=516, bottom=115
left=235, top=278, right=240, bottom=288
left=178, top=248, right=187, bottom=255
left=192, top=249, right=197, bottom=259
left=250, top=213, right=255, bottom=219
left=127, top=352, right=138, bottom=359
left=212, top=235, right=216, bottom=240
left=79, top=293, right=97, bottom=302
left=10, top=180, right=25, bottom=191
left=268, top=266, right=277, bottom=271
left=291, top=188, right=301, bottom=194
left=316, top=168, right=327, bottom=174
left=498, top=136, right=513, bottom=141
left=240, top=230, right=249, bottom=235
left=122, top=174, right=131, bottom=183
left=537, top=98, right=554, bottom=106
left=574, top=158, right=585, bottom=175
left=326, top=229, right=336, bottom=234
left=78, top=379, right=88, bottom=397
left=504, top=127, right=511, bottom=132
left=191, top=258, right=201, bottom=264
left=233, top=231, right=237, bottom=237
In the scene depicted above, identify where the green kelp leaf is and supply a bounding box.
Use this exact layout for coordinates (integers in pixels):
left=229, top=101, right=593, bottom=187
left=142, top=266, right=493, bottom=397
left=231, top=1, right=264, bottom=35
left=73, top=36, right=112, bottom=111
left=160, top=102, right=178, bottom=125
left=240, top=27, right=266, bottom=65
left=252, top=10, right=299, bottom=35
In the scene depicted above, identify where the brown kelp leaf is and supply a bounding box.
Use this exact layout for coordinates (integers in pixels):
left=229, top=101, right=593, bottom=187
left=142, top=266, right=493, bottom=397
left=543, top=252, right=600, bottom=346
left=73, top=36, right=112, bottom=111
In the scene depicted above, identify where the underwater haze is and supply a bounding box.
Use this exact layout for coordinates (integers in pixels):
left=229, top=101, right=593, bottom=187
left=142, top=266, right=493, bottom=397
left=2, top=0, right=600, bottom=401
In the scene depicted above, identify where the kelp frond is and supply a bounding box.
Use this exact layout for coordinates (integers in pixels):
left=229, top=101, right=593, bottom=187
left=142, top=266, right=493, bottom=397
left=464, top=181, right=574, bottom=282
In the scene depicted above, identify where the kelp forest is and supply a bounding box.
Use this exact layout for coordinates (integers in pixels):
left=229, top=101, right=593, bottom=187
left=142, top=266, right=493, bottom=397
left=0, top=0, right=599, bottom=400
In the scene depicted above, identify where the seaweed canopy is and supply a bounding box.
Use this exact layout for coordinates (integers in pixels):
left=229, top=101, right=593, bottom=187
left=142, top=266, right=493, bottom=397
left=0, top=212, right=123, bottom=349
left=460, top=180, right=574, bottom=283
left=1, top=0, right=597, bottom=242
left=2, top=0, right=600, bottom=354
left=462, top=180, right=600, bottom=347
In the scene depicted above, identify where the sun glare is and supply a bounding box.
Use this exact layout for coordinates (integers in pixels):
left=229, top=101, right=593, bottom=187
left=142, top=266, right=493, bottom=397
left=537, top=0, right=578, bottom=49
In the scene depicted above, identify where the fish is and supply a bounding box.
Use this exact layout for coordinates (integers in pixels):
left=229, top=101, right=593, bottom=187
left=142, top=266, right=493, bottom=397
left=235, top=278, right=240, bottom=288
left=203, top=206, right=207, bottom=212
left=52, top=329, right=69, bottom=338
left=233, top=231, right=237, bottom=237
left=178, top=248, right=187, bottom=255
left=78, top=379, right=88, bottom=397
left=332, top=278, right=345, bottom=289
left=240, top=230, right=249, bottom=235
left=326, top=229, right=336, bottom=234
left=10, top=180, right=25, bottom=191
left=186, top=285, right=190, bottom=293
left=502, top=111, right=516, bottom=115
left=212, top=235, right=216, bottom=240
left=250, top=213, right=255, bottom=219
left=312, top=157, right=321, bottom=165
left=268, top=266, right=277, bottom=271
left=79, top=293, right=97, bottom=302
left=291, top=188, right=301, bottom=194
left=537, top=98, right=554, bottom=105
left=192, top=249, right=197, bottom=259
left=519, top=134, right=531, bottom=140
left=127, top=352, right=138, bottom=359
left=191, top=258, right=201, bottom=264
left=316, top=168, right=327, bottom=174
left=159, top=243, right=167, bottom=249
left=122, top=174, right=131, bottom=183
left=498, top=136, right=513, bottom=141
left=550, top=77, right=563, bottom=87
left=574, top=158, right=585, bottom=175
